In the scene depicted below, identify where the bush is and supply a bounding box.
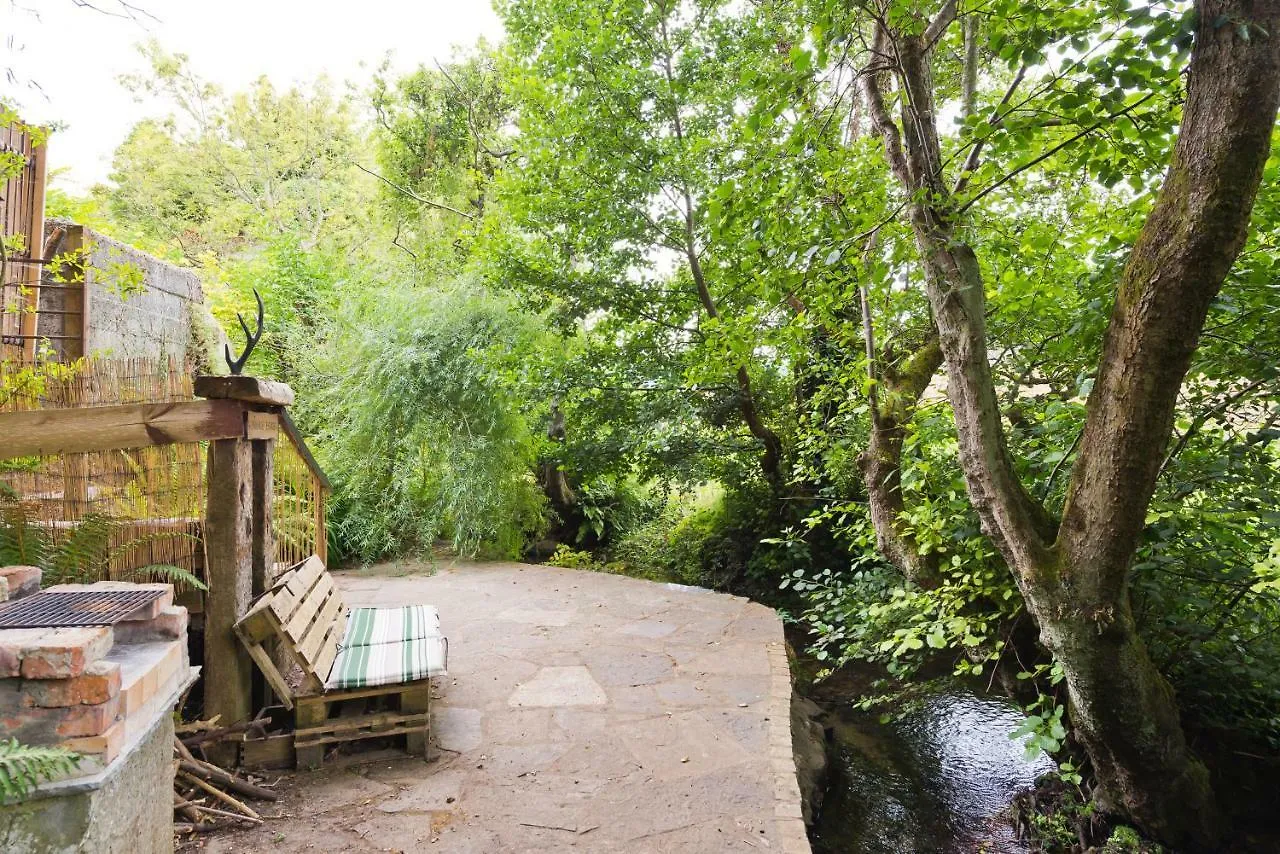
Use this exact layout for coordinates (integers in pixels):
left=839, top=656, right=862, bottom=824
left=546, top=545, right=598, bottom=569
left=611, top=486, right=725, bottom=585
left=308, top=281, right=550, bottom=563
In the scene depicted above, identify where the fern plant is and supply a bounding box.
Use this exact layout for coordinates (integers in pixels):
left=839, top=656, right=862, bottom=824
left=0, top=739, right=81, bottom=801
left=0, top=501, right=207, bottom=592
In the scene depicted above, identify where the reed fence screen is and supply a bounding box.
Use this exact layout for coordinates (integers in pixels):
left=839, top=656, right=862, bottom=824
left=1, top=358, right=205, bottom=583
left=0, top=356, right=327, bottom=587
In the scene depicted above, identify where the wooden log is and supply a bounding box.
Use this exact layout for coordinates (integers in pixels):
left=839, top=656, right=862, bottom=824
left=195, top=375, right=295, bottom=406
left=177, top=760, right=278, bottom=802
left=178, top=770, right=262, bottom=820
left=0, top=399, right=247, bottom=460
left=176, top=734, right=278, bottom=801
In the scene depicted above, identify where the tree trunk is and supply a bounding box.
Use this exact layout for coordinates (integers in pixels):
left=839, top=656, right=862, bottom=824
left=858, top=336, right=945, bottom=588
left=1047, top=4, right=1280, bottom=844
left=863, top=2, right=1280, bottom=848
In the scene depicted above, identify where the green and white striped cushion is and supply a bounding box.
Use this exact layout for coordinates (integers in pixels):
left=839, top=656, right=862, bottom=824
left=325, top=633, right=447, bottom=690
left=340, top=606, right=441, bottom=648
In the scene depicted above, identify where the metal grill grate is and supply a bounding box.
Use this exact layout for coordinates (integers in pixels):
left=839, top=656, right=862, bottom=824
left=0, top=589, right=166, bottom=628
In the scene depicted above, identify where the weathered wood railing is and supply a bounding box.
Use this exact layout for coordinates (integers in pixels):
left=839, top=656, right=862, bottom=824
left=1, top=118, right=49, bottom=364
left=275, top=411, right=330, bottom=568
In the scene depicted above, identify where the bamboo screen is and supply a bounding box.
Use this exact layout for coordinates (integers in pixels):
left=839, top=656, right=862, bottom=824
left=0, top=357, right=205, bottom=585
left=272, top=425, right=325, bottom=571
left=0, top=355, right=193, bottom=412
left=1, top=356, right=329, bottom=585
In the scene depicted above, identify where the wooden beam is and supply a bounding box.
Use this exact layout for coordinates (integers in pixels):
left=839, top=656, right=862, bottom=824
left=0, top=399, right=246, bottom=460
left=195, top=375, right=295, bottom=407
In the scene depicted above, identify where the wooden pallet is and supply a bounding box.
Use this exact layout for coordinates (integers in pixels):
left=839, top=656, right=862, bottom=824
left=234, top=556, right=432, bottom=768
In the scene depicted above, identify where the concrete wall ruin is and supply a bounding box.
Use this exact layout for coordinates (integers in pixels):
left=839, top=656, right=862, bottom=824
left=38, top=221, right=206, bottom=364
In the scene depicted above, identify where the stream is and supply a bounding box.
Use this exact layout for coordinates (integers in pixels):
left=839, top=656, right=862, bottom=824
left=811, top=688, right=1056, bottom=854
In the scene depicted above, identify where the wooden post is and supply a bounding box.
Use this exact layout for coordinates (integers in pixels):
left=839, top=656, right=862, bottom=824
left=18, top=128, right=46, bottom=364
left=203, top=436, right=255, bottom=728
left=195, top=374, right=295, bottom=736
left=314, top=486, right=327, bottom=566
left=250, top=432, right=276, bottom=715
left=251, top=436, right=275, bottom=595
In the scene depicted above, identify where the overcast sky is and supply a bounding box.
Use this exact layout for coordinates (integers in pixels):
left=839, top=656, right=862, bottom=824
left=2, top=0, right=504, bottom=191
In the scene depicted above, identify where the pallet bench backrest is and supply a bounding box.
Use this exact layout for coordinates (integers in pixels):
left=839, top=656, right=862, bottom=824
left=234, top=555, right=348, bottom=708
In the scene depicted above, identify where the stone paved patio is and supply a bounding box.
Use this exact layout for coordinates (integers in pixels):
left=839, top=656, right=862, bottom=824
left=200, top=560, right=809, bottom=853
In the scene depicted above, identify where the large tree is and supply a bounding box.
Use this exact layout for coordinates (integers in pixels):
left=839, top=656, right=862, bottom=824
left=497, top=0, right=790, bottom=489
left=855, top=0, right=1280, bottom=846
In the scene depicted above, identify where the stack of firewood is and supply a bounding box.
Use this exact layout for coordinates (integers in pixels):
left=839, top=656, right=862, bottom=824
left=172, top=718, right=278, bottom=836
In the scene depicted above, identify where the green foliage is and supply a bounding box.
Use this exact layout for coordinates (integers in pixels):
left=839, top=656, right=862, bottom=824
left=611, top=487, right=726, bottom=585
left=1104, top=825, right=1155, bottom=853
left=545, top=545, right=599, bottom=570
left=106, top=42, right=375, bottom=265
left=308, top=282, right=549, bottom=562
left=1011, top=688, right=1070, bottom=761
left=371, top=45, right=507, bottom=268
left=39, top=4, right=1280, bottom=829
left=0, top=739, right=81, bottom=802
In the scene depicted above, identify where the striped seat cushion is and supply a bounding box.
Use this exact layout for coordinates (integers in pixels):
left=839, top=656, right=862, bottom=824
left=340, top=605, right=441, bottom=648
left=325, top=633, right=448, bottom=690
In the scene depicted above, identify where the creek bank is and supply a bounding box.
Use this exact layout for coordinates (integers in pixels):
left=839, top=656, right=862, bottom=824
left=791, top=693, right=832, bottom=825
left=787, top=646, right=1054, bottom=854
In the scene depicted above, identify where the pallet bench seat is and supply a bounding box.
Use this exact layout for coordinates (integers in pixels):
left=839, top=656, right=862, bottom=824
left=233, top=556, right=447, bottom=768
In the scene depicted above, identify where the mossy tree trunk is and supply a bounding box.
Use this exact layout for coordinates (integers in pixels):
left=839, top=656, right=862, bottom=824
left=861, top=1, right=1280, bottom=848
left=857, top=334, right=945, bottom=588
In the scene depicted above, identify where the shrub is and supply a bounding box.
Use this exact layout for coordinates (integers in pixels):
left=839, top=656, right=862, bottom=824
left=611, top=486, right=725, bottom=585
left=308, top=281, right=550, bottom=562
left=546, top=545, right=598, bottom=569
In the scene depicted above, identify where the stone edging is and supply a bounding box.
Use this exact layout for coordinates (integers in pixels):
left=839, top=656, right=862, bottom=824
left=766, top=640, right=813, bottom=854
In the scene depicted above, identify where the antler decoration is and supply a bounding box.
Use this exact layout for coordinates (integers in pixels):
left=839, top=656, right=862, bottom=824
left=224, top=289, right=264, bottom=375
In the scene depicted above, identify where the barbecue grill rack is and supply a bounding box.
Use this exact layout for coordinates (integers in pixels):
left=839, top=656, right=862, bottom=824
left=0, top=589, right=166, bottom=628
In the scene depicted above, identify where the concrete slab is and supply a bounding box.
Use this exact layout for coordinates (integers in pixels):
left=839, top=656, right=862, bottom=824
left=195, top=560, right=809, bottom=853
left=509, top=665, right=608, bottom=707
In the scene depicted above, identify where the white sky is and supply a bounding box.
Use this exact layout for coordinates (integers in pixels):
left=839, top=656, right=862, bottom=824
left=2, top=0, right=504, bottom=191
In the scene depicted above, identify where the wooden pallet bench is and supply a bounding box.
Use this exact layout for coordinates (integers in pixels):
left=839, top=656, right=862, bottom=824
left=233, top=556, right=448, bottom=769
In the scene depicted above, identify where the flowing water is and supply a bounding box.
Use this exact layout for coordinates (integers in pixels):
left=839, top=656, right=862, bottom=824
left=811, top=689, right=1056, bottom=854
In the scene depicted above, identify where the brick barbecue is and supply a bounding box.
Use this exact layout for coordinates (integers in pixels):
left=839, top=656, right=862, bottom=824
left=0, top=572, right=192, bottom=772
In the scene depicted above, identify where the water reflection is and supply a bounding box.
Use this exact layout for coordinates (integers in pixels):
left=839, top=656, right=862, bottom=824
left=813, top=690, right=1055, bottom=853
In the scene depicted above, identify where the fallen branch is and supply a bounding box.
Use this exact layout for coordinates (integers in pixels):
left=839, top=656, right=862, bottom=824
left=174, top=737, right=277, bottom=801
left=187, top=802, right=264, bottom=825
left=178, top=770, right=262, bottom=820
left=180, top=720, right=263, bottom=748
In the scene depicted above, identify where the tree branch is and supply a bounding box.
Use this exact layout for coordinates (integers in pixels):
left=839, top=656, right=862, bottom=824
left=955, top=92, right=1156, bottom=214
left=922, top=0, right=959, bottom=50
left=354, top=163, right=475, bottom=220
left=952, top=65, right=1026, bottom=195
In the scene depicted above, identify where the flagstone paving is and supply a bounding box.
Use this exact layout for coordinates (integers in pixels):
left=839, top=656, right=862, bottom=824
left=199, top=559, right=810, bottom=853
